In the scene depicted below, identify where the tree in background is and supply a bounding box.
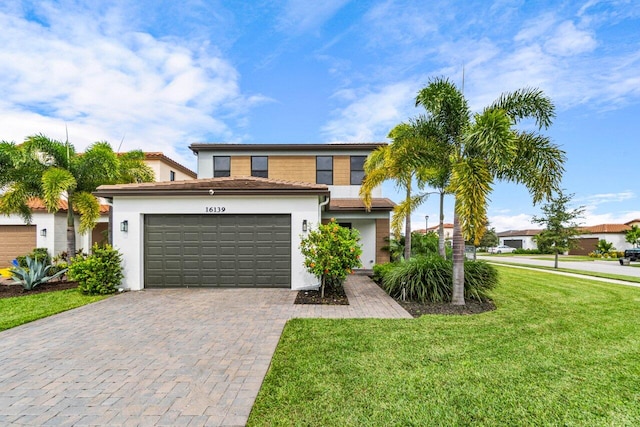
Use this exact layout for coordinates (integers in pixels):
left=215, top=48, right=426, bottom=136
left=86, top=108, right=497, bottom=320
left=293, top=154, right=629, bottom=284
left=532, top=190, right=585, bottom=268
left=415, top=77, right=565, bottom=305
left=478, top=224, right=499, bottom=250
left=0, top=134, right=154, bottom=255
left=625, top=225, right=640, bottom=248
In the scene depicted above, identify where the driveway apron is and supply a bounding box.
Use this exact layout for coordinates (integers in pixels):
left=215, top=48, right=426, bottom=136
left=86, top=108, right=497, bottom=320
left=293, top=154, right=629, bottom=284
left=0, top=275, right=409, bottom=426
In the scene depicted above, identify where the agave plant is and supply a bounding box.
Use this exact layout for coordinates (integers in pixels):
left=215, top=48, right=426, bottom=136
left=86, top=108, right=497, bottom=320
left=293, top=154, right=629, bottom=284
left=9, top=256, right=68, bottom=291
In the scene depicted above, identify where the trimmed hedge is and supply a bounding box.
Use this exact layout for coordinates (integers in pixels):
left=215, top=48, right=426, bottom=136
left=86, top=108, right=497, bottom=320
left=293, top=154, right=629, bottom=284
left=382, top=256, right=498, bottom=303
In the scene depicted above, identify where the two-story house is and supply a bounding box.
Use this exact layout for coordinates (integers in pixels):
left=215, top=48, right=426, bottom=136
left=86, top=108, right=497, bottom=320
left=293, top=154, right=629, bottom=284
left=94, top=143, right=394, bottom=291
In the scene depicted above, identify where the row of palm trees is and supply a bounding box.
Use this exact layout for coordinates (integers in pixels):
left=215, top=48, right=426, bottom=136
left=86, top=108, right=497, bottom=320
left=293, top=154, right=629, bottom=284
left=0, top=135, right=154, bottom=255
left=360, top=77, right=566, bottom=305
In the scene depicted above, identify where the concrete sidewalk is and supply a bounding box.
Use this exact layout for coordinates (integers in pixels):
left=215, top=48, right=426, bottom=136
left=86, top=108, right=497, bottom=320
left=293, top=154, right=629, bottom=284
left=0, top=275, right=409, bottom=426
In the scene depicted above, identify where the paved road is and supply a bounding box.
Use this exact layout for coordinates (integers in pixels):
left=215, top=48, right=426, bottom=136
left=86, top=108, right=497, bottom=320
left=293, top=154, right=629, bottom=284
left=478, top=255, right=640, bottom=279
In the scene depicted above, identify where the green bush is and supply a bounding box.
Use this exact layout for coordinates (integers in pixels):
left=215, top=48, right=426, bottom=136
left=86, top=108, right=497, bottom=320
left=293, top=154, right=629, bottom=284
left=68, top=244, right=123, bottom=295
left=9, top=256, right=68, bottom=290
left=513, top=248, right=544, bottom=255
left=382, top=256, right=498, bottom=303
left=372, top=262, right=396, bottom=283
left=17, top=248, right=51, bottom=268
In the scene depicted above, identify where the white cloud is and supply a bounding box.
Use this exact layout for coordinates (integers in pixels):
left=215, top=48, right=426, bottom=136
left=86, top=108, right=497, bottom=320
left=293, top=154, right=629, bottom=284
left=578, top=191, right=636, bottom=206
left=322, top=82, right=417, bottom=141
left=544, top=21, right=597, bottom=56
left=489, top=213, right=535, bottom=232
left=0, top=3, right=266, bottom=169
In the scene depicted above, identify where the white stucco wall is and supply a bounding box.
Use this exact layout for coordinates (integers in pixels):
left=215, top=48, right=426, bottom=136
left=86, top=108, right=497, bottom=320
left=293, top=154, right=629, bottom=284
left=577, top=233, right=632, bottom=251
left=111, top=195, right=322, bottom=291
left=324, top=211, right=387, bottom=269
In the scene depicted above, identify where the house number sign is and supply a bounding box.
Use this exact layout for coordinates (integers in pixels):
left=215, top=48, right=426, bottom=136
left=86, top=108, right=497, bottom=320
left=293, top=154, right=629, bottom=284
left=205, top=207, right=226, bottom=213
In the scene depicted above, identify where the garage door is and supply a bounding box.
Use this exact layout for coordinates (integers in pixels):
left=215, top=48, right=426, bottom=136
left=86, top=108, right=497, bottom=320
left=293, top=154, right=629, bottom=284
left=503, top=239, right=523, bottom=249
left=569, top=237, right=598, bottom=256
left=0, top=225, right=37, bottom=267
left=144, top=214, right=291, bottom=288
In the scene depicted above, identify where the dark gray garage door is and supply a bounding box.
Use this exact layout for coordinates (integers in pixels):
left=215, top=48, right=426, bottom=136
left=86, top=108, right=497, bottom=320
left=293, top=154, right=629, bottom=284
left=144, top=214, right=291, bottom=288
left=504, top=239, right=523, bottom=249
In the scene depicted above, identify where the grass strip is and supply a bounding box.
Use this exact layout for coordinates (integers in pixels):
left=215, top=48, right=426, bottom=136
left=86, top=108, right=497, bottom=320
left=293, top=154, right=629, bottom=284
left=0, top=289, right=109, bottom=332
left=249, top=267, right=640, bottom=426
left=486, top=260, right=640, bottom=284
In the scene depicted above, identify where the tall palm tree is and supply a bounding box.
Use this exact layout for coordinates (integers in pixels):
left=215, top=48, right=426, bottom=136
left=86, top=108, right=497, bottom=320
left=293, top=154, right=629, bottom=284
left=0, top=134, right=154, bottom=255
left=416, top=77, right=565, bottom=305
left=360, top=123, right=430, bottom=260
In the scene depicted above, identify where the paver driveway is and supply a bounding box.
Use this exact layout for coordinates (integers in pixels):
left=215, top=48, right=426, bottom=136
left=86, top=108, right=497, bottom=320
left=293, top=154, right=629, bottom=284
left=0, top=275, right=409, bottom=426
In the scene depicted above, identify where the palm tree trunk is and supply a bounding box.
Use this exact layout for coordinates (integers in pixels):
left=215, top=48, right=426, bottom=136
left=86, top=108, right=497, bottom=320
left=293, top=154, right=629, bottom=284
left=67, top=198, right=76, bottom=256
left=404, top=188, right=412, bottom=260
left=451, top=200, right=465, bottom=305
left=438, top=191, right=446, bottom=259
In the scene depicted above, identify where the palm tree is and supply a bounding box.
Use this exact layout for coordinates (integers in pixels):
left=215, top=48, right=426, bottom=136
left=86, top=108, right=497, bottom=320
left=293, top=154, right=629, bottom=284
left=415, top=77, right=565, bottom=305
left=0, top=134, right=154, bottom=255
left=360, top=123, right=430, bottom=260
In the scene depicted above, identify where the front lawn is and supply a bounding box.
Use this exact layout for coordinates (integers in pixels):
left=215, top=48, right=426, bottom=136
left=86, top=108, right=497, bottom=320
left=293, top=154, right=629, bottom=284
left=0, top=289, right=109, bottom=331
left=249, top=266, right=640, bottom=426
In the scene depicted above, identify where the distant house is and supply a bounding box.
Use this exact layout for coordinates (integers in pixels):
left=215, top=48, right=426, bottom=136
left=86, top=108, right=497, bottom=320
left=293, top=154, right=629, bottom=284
left=0, top=153, right=195, bottom=267
left=497, top=229, right=542, bottom=250
left=416, top=223, right=454, bottom=240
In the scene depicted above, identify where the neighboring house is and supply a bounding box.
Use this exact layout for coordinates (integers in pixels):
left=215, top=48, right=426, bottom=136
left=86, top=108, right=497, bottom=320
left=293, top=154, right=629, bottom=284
left=94, top=143, right=394, bottom=291
left=497, top=229, right=542, bottom=250
left=415, top=223, right=454, bottom=240
left=0, top=153, right=195, bottom=267
left=496, top=222, right=635, bottom=255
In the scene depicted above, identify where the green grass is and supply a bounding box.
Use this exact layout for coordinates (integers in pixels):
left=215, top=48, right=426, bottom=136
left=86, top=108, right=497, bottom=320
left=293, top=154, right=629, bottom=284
left=249, top=266, right=640, bottom=426
left=0, top=289, right=109, bottom=331
left=486, top=260, right=640, bottom=284
left=535, top=255, right=595, bottom=261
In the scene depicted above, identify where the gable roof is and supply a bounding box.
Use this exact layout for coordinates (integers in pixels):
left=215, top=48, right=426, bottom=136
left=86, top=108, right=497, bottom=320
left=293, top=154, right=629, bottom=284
left=328, top=198, right=395, bottom=212
left=94, top=176, right=330, bottom=197
left=189, top=142, right=386, bottom=153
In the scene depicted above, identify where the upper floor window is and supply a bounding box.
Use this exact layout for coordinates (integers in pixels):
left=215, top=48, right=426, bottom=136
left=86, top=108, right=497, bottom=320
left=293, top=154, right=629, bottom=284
left=316, top=156, right=333, bottom=185
left=213, top=156, right=230, bottom=177
left=169, top=170, right=176, bottom=181
left=251, top=156, right=268, bottom=178
left=350, top=156, right=366, bottom=185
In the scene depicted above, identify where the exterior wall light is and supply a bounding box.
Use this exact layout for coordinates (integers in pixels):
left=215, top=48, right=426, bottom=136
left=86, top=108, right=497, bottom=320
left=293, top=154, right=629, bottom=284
left=120, top=220, right=128, bottom=232
left=40, top=228, right=47, bottom=237
left=302, top=219, right=308, bottom=232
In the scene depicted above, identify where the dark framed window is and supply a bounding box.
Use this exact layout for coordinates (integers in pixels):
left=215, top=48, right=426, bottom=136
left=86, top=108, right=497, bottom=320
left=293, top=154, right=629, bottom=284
left=213, top=156, right=230, bottom=177
left=350, top=156, right=366, bottom=185
left=169, top=170, right=176, bottom=181
left=251, top=156, right=268, bottom=178
left=316, top=156, right=333, bottom=184
left=338, top=222, right=352, bottom=229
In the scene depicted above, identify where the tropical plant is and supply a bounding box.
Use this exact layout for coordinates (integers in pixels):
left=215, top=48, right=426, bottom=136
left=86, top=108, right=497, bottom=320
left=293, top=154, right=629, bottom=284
left=0, top=134, right=154, bottom=255
left=299, top=220, right=362, bottom=298
left=9, top=256, right=68, bottom=291
left=68, top=244, right=123, bottom=295
left=625, top=225, right=640, bottom=248
left=360, top=123, right=432, bottom=260
left=382, top=256, right=497, bottom=303
left=596, top=239, right=615, bottom=255
left=532, top=190, right=585, bottom=268
left=414, top=77, right=565, bottom=304
left=16, top=247, right=51, bottom=268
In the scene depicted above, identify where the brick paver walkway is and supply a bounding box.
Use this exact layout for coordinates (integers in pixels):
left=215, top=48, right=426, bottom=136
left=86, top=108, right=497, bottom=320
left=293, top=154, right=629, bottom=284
left=0, top=274, right=410, bottom=426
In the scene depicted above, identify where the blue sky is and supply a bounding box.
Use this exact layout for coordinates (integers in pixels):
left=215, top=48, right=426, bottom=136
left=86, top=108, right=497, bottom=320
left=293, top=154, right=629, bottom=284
left=1, top=0, right=638, bottom=232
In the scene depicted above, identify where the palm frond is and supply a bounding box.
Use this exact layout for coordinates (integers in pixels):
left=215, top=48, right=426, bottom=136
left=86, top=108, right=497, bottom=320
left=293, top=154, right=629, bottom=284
left=450, top=158, right=493, bottom=243
left=0, top=186, right=34, bottom=222
left=466, top=109, right=516, bottom=167
left=42, top=168, right=76, bottom=212
left=490, top=87, right=556, bottom=130
left=24, top=134, right=73, bottom=169
left=71, top=191, right=101, bottom=234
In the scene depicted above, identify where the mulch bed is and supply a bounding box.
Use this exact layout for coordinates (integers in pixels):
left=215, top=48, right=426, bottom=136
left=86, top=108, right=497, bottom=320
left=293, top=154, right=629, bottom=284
left=396, top=299, right=496, bottom=317
left=295, top=286, right=349, bottom=305
left=0, top=279, right=78, bottom=299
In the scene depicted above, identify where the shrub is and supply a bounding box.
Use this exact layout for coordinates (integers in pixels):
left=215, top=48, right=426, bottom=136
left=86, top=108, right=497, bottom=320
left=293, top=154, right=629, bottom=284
left=300, top=219, right=362, bottom=297
left=16, top=248, right=51, bottom=268
left=68, top=244, right=123, bottom=295
left=9, top=256, right=68, bottom=291
left=382, top=256, right=498, bottom=303
left=372, top=262, right=396, bottom=283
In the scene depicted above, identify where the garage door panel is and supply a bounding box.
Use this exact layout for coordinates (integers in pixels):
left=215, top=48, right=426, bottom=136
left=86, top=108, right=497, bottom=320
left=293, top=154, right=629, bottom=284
left=144, top=214, right=291, bottom=288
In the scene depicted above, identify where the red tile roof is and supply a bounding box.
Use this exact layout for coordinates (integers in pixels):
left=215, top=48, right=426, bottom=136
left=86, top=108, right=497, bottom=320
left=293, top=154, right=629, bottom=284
left=497, top=229, right=543, bottom=237
left=27, top=198, right=110, bottom=214
left=94, top=176, right=330, bottom=197
left=578, top=224, right=631, bottom=233
left=328, top=198, right=395, bottom=212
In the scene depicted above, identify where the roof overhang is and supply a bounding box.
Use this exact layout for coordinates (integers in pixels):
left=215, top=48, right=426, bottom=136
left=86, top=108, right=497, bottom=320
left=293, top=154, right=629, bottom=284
left=327, top=198, right=395, bottom=212
left=189, top=142, right=386, bottom=154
